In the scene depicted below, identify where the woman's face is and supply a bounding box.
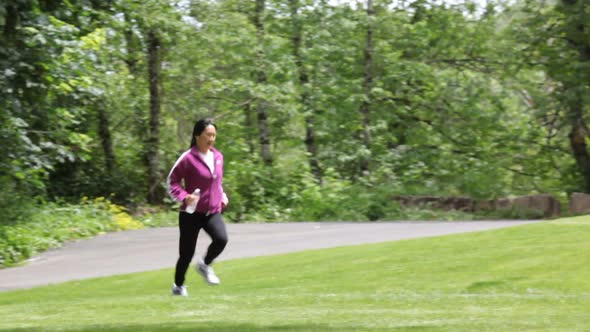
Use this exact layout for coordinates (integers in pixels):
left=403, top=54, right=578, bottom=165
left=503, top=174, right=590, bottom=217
left=196, top=125, right=217, bottom=151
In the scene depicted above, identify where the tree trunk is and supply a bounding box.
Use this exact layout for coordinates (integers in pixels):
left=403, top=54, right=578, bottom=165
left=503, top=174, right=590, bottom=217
left=97, top=103, right=116, bottom=174
left=39, top=0, right=60, bottom=12
left=568, top=102, right=590, bottom=192
left=3, top=2, right=19, bottom=40
left=358, top=0, right=374, bottom=174
left=123, top=12, right=140, bottom=76
left=560, top=0, right=590, bottom=192
left=146, top=30, right=163, bottom=204
left=121, top=12, right=146, bottom=145
left=244, top=102, right=255, bottom=155
left=256, top=99, right=272, bottom=165
left=254, top=0, right=273, bottom=166
left=290, top=0, right=322, bottom=183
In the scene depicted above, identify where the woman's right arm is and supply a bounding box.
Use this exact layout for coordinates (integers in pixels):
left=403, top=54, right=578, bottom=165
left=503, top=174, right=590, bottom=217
left=167, top=155, right=189, bottom=202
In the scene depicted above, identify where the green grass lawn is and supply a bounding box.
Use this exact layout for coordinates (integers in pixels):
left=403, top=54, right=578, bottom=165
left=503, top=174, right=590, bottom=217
left=0, top=217, right=589, bottom=332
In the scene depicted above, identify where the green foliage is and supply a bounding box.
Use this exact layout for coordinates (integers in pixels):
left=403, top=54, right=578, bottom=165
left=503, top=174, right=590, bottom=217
left=1, top=2, right=115, bottom=206
left=0, top=176, right=35, bottom=230
left=504, top=0, right=590, bottom=193
left=2, top=0, right=588, bottom=238
left=0, top=197, right=142, bottom=267
left=134, top=209, right=178, bottom=228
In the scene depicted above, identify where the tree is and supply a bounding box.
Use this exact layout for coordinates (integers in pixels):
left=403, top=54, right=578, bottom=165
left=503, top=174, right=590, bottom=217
left=253, top=0, right=274, bottom=166
left=146, top=29, right=164, bottom=204
left=358, top=0, right=374, bottom=174
left=513, top=0, right=590, bottom=192
left=289, top=0, right=322, bottom=183
left=117, top=0, right=185, bottom=204
left=558, top=0, right=590, bottom=192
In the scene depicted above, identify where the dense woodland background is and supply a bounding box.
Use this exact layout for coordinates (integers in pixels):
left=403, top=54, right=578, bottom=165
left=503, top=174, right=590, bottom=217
left=1, top=0, right=589, bottom=230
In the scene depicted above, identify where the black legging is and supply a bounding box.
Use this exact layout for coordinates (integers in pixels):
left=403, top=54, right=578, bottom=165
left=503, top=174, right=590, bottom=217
left=174, top=211, right=228, bottom=286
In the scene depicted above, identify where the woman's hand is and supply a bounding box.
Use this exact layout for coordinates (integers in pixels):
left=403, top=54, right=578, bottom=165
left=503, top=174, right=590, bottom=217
left=221, top=192, right=229, bottom=209
left=184, top=194, right=199, bottom=207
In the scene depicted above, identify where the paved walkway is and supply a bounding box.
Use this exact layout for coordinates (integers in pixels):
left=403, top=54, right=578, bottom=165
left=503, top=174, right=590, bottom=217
left=0, top=221, right=538, bottom=291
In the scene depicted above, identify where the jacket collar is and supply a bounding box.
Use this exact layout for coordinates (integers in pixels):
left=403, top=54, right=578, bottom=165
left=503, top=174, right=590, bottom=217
left=190, top=146, right=221, bottom=160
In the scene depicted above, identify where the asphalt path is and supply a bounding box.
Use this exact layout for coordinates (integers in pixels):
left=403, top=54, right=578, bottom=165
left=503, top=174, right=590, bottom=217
left=0, top=220, right=539, bottom=292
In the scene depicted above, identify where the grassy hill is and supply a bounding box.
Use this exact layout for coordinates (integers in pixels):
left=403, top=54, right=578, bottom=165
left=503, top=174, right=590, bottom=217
left=0, top=217, right=589, bottom=331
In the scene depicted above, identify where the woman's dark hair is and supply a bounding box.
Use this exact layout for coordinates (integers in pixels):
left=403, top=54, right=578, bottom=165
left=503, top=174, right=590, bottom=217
left=190, top=118, right=217, bottom=148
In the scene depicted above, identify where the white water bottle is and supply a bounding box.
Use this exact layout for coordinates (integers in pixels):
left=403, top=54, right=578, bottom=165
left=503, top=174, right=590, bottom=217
left=185, top=188, right=200, bottom=214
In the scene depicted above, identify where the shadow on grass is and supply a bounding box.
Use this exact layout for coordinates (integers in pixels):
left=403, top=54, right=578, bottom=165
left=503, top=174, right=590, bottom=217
left=1, top=322, right=441, bottom=332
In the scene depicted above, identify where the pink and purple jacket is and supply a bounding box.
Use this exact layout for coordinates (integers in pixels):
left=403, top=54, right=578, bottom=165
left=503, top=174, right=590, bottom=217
left=167, top=146, right=225, bottom=214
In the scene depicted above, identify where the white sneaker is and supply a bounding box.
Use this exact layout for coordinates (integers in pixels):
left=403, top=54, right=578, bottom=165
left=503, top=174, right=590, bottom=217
left=171, top=283, right=188, bottom=296
left=197, top=261, right=220, bottom=285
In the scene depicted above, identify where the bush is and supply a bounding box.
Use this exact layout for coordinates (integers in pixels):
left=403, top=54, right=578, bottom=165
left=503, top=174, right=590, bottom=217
left=0, top=176, right=35, bottom=228
left=134, top=208, right=178, bottom=228
left=221, top=165, right=486, bottom=222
